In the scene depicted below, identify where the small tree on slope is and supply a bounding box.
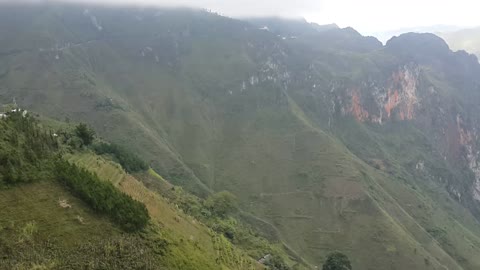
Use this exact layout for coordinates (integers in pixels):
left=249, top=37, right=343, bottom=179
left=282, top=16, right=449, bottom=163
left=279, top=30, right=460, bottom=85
left=75, top=123, right=95, bottom=146
left=322, top=252, right=352, bottom=270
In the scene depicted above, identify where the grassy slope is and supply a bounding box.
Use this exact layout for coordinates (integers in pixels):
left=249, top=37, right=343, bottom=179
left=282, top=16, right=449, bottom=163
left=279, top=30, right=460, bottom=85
left=0, top=115, right=261, bottom=270
left=331, top=118, right=480, bottom=269
left=0, top=181, right=164, bottom=269
left=69, top=152, right=263, bottom=270
left=0, top=163, right=260, bottom=270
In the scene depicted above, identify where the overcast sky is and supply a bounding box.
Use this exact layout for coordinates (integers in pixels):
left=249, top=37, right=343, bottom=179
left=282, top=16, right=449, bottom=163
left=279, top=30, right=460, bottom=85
left=4, top=0, right=480, bottom=35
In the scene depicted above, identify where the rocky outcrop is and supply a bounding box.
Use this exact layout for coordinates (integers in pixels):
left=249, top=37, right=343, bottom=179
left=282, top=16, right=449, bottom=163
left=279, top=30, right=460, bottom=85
left=342, top=65, right=419, bottom=123
left=455, top=115, right=480, bottom=201
left=384, top=67, right=418, bottom=120
left=346, top=88, right=369, bottom=121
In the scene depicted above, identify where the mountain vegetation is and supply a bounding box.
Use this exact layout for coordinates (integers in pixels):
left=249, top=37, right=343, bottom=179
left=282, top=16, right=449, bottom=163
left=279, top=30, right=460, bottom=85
left=0, top=111, right=58, bottom=186
left=2, top=2, right=480, bottom=269
left=322, top=252, right=352, bottom=270
left=0, top=110, right=296, bottom=269
left=54, top=159, right=149, bottom=232
left=75, top=122, right=96, bottom=146
left=93, top=141, right=148, bottom=172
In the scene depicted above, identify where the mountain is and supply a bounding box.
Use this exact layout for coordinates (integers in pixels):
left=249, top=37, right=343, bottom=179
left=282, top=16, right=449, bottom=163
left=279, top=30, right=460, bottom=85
left=3, top=3, right=480, bottom=269
left=373, top=25, right=463, bottom=44
left=438, top=27, right=480, bottom=58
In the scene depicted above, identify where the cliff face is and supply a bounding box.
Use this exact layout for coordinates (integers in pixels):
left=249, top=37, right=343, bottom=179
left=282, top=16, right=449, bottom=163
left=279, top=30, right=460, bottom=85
left=326, top=34, right=480, bottom=218
left=454, top=114, right=480, bottom=201
left=338, top=62, right=480, bottom=206
left=341, top=65, right=420, bottom=123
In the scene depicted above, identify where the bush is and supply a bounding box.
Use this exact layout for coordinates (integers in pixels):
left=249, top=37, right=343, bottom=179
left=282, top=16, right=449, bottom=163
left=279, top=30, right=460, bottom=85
left=205, top=191, right=238, bottom=217
left=54, top=160, right=149, bottom=232
left=75, top=123, right=95, bottom=146
left=322, top=252, right=352, bottom=270
left=93, top=142, right=148, bottom=173
left=0, top=112, right=57, bottom=186
left=264, top=255, right=291, bottom=270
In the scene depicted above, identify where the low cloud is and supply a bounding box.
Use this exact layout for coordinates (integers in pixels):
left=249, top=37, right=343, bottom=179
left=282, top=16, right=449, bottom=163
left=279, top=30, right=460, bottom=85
left=0, top=0, right=478, bottom=35
left=0, top=0, right=325, bottom=18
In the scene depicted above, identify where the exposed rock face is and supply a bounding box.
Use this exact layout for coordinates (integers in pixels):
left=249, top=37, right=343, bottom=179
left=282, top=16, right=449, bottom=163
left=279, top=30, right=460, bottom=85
left=336, top=58, right=480, bottom=208
left=346, top=88, right=369, bottom=122
left=384, top=66, right=418, bottom=120
left=342, top=65, right=419, bottom=123
left=455, top=115, right=480, bottom=201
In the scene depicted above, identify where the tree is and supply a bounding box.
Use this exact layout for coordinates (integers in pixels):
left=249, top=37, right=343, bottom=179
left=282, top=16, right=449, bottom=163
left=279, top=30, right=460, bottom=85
left=205, top=191, right=238, bottom=217
left=54, top=160, right=150, bottom=232
left=92, top=142, right=148, bottom=172
left=322, top=252, right=352, bottom=270
left=75, top=123, right=95, bottom=146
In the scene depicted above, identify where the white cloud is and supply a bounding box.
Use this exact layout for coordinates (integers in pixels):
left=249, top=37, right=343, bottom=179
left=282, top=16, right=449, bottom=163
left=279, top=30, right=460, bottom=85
left=13, top=0, right=324, bottom=17
left=1, top=0, right=479, bottom=35
left=305, top=0, right=480, bottom=34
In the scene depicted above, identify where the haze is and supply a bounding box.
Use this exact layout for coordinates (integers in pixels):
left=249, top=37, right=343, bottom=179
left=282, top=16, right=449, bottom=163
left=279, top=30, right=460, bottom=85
left=2, top=0, right=480, bottom=39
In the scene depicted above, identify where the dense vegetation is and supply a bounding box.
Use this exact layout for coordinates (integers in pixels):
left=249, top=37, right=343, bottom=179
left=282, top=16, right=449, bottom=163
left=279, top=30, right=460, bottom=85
left=322, top=252, right=352, bottom=270
left=205, top=190, right=238, bottom=217
left=0, top=111, right=58, bottom=186
left=0, top=112, right=270, bottom=269
left=55, top=159, right=149, bottom=232
left=75, top=123, right=95, bottom=146
left=93, top=142, right=148, bottom=173
left=0, top=112, right=149, bottom=232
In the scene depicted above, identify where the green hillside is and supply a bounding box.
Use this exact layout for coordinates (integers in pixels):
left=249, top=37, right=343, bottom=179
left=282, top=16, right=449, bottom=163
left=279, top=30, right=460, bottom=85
left=2, top=3, right=480, bottom=270
left=0, top=112, right=294, bottom=269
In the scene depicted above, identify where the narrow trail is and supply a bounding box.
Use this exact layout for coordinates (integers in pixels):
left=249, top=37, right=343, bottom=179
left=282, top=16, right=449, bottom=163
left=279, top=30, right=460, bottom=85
left=0, top=38, right=102, bottom=58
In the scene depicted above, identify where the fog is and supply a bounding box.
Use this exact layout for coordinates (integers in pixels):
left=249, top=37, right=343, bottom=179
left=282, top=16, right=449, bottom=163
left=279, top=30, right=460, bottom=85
left=1, top=0, right=479, bottom=36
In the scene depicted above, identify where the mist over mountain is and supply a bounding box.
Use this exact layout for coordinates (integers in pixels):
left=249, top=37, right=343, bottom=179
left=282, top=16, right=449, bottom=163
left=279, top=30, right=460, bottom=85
left=439, top=26, right=480, bottom=58
left=2, top=2, right=480, bottom=270
left=372, top=25, right=463, bottom=44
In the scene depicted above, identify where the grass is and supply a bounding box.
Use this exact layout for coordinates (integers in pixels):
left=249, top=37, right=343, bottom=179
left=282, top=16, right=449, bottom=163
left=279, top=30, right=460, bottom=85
left=69, top=151, right=265, bottom=270
left=329, top=116, right=480, bottom=270
left=0, top=150, right=264, bottom=269
left=0, top=181, right=164, bottom=269
left=0, top=112, right=265, bottom=269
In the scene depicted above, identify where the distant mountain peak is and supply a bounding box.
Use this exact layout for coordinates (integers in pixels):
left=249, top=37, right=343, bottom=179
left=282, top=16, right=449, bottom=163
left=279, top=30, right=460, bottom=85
left=386, top=32, right=451, bottom=58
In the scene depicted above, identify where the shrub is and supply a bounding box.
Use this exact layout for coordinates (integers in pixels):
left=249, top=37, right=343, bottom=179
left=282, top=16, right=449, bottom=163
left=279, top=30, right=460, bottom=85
left=0, top=112, right=57, bottom=186
left=322, top=252, right=352, bottom=270
left=75, top=123, right=95, bottom=146
left=54, top=160, right=149, bottom=232
left=205, top=191, right=238, bottom=217
left=93, top=142, right=148, bottom=173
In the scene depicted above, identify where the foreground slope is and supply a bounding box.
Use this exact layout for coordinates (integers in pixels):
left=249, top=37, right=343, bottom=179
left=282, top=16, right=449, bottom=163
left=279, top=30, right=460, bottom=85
left=0, top=113, right=268, bottom=270
left=2, top=3, right=480, bottom=269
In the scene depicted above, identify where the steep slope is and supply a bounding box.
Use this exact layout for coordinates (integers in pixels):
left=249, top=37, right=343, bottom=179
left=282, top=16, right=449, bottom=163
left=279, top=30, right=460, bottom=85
left=0, top=180, right=163, bottom=269
left=2, top=3, right=480, bottom=269
left=0, top=113, right=270, bottom=270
